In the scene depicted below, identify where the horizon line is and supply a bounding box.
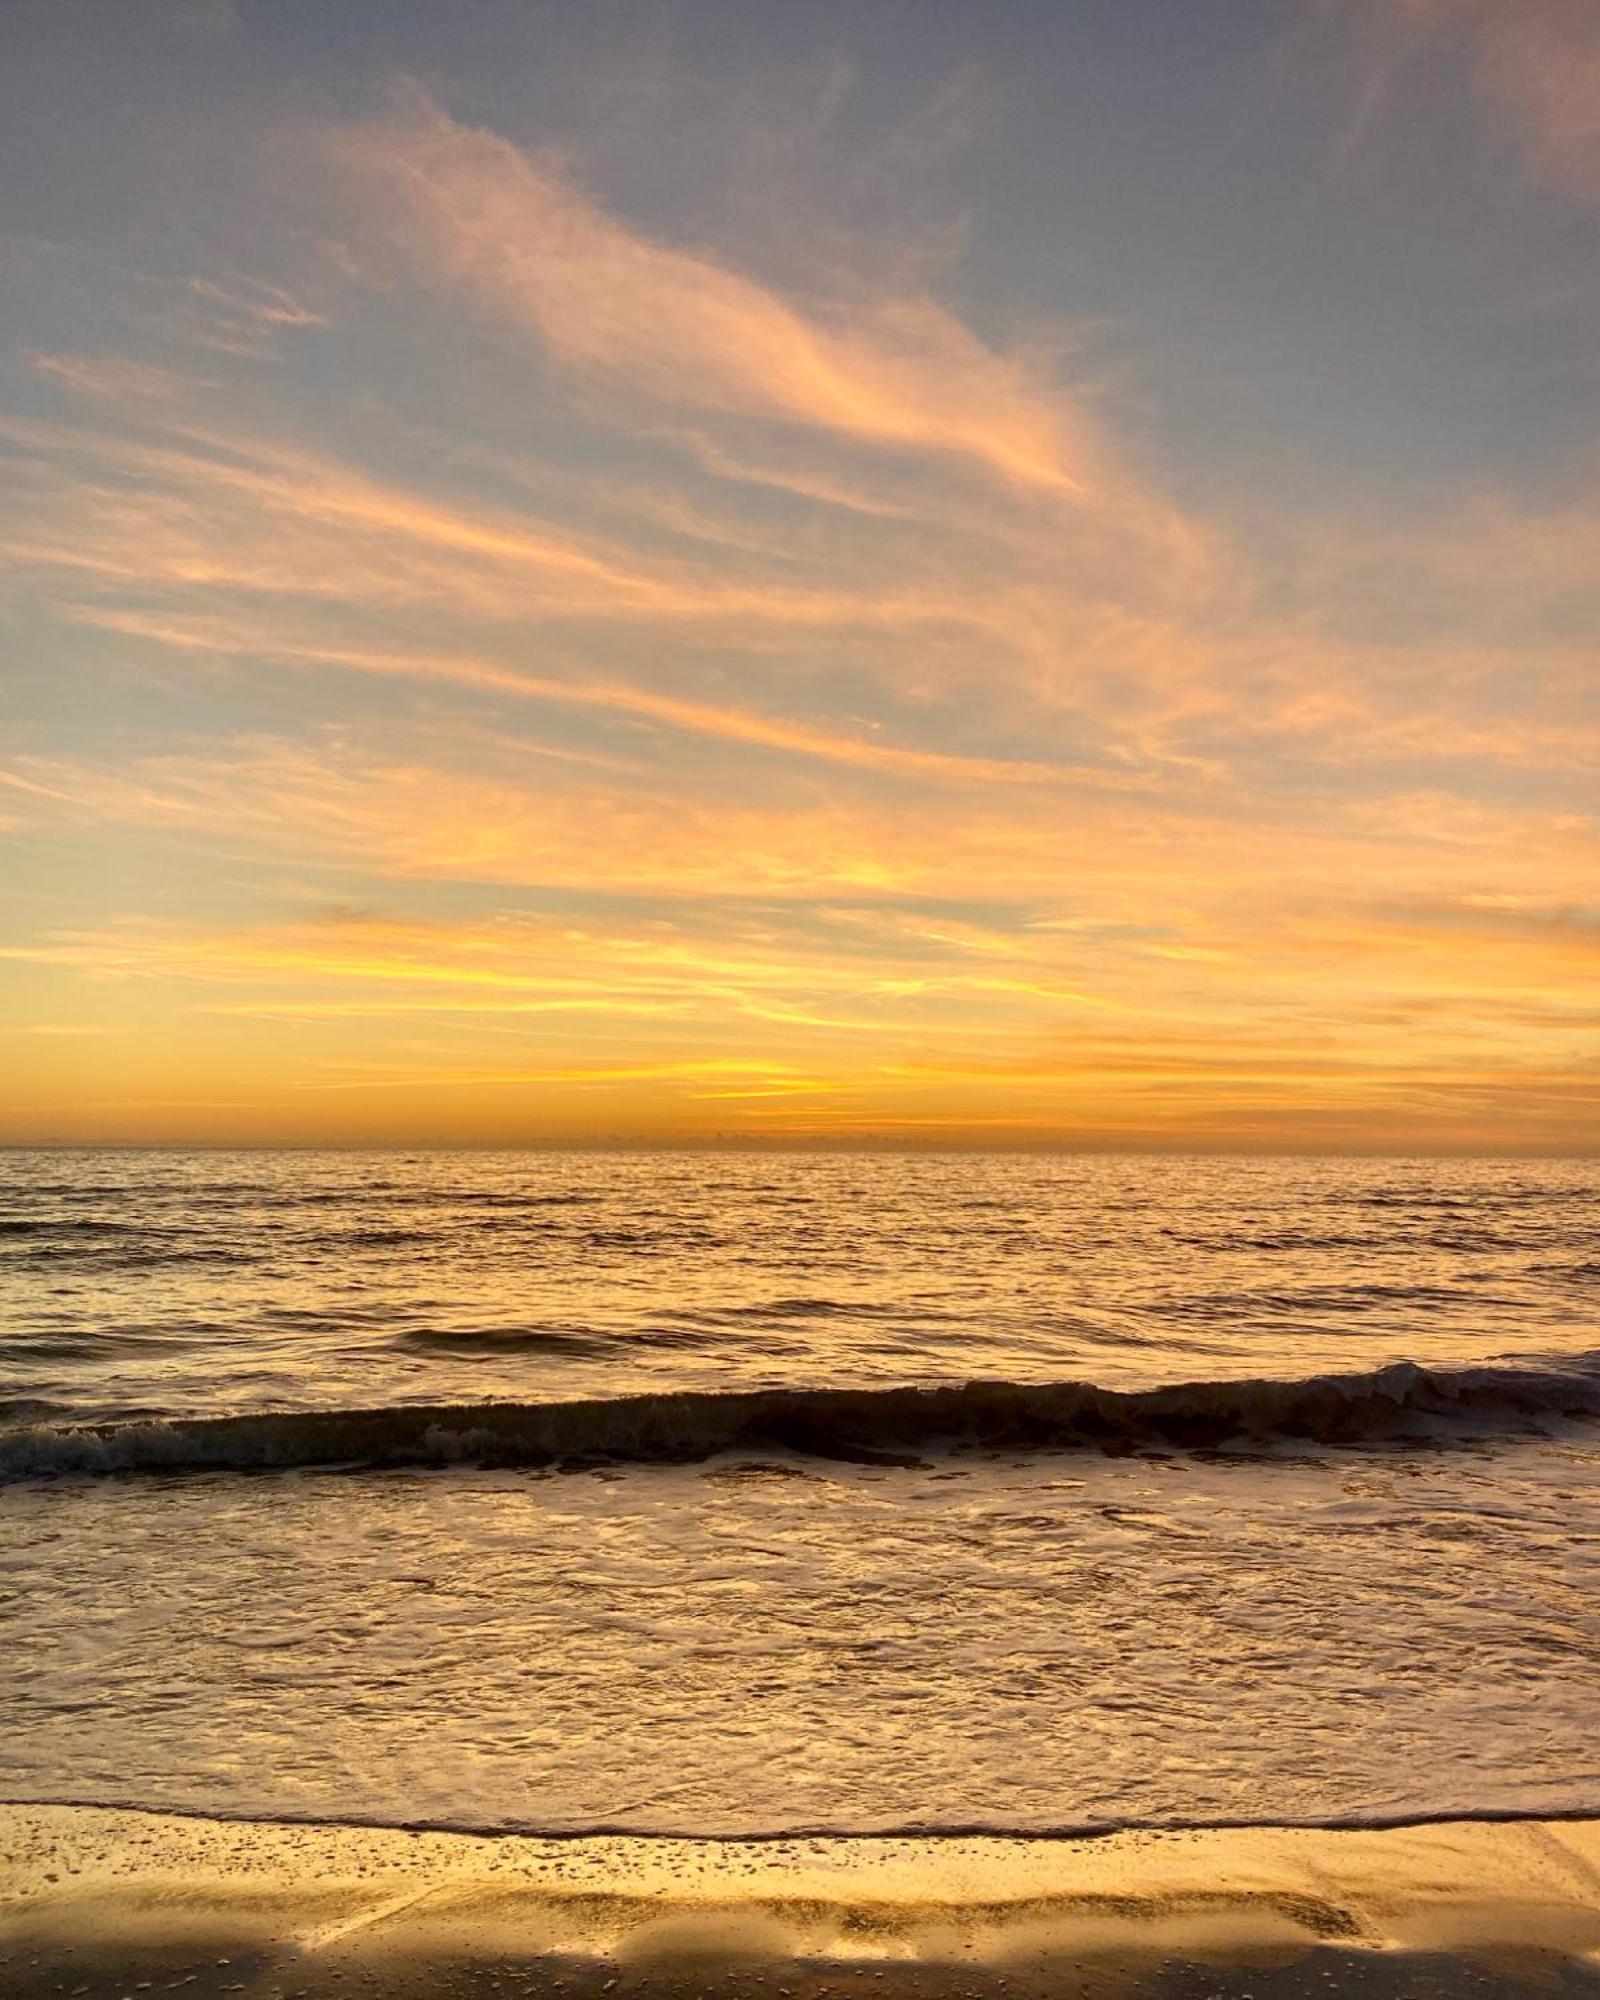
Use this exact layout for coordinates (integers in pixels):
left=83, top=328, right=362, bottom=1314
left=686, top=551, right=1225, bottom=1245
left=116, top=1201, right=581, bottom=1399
left=2, top=1140, right=1596, bottom=1160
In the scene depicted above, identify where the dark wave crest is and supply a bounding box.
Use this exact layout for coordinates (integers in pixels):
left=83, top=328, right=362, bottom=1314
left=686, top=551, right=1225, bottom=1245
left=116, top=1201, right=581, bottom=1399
left=4, top=1353, right=1600, bottom=1481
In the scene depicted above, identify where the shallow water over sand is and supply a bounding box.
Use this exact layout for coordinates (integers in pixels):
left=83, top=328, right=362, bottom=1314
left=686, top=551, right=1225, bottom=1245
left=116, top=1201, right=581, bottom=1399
left=5, top=1437, right=1600, bottom=1835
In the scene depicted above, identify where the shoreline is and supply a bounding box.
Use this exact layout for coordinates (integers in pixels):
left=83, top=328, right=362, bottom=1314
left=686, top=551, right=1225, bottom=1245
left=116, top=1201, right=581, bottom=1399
left=9, top=1792, right=1600, bottom=1845
left=5, top=1804, right=1600, bottom=1997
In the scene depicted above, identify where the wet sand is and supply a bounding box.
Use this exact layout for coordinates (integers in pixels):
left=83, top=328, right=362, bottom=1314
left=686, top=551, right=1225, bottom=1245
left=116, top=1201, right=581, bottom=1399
left=4, top=1805, right=1600, bottom=1999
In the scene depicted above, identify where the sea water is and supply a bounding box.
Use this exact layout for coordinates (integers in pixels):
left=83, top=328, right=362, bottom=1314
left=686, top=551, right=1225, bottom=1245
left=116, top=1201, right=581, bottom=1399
left=2, top=1150, right=1597, bottom=1835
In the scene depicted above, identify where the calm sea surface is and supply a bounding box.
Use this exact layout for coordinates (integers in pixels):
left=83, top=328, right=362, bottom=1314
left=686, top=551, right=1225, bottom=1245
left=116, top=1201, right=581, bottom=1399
left=2, top=1150, right=1598, bottom=1835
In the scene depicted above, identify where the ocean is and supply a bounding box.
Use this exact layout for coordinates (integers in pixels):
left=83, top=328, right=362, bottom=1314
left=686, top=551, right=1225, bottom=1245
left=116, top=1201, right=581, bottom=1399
left=2, top=1149, right=1598, bottom=1840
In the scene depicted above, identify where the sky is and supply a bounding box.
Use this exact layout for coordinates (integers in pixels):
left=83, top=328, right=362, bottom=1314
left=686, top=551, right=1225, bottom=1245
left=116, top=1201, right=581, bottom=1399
left=1, top=0, right=1597, bottom=1151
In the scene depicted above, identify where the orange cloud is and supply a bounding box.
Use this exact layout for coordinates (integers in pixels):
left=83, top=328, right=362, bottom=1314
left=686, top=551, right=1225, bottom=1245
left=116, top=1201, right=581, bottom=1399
left=1, top=405, right=982, bottom=639
left=62, top=607, right=1104, bottom=791
left=1461, top=1, right=1600, bottom=203
left=328, top=89, right=1097, bottom=499
left=1336, top=0, right=1600, bottom=205
left=6, top=897, right=1592, bottom=1150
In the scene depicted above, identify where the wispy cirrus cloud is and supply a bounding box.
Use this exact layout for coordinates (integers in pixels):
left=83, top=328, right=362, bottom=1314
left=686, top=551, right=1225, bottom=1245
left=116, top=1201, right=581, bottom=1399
left=1333, top=0, right=1600, bottom=205
left=8, top=324, right=1591, bottom=798
left=1450, top=0, right=1600, bottom=204
left=326, top=88, right=1096, bottom=500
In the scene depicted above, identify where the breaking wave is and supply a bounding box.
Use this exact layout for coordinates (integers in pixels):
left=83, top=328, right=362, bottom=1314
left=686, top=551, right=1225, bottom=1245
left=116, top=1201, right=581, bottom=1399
left=4, top=1352, right=1600, bottom=1481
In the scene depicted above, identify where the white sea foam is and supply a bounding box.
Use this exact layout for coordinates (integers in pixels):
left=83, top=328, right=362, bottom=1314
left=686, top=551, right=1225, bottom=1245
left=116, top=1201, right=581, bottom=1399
left=3, top=1441, right=1599, bottom=1836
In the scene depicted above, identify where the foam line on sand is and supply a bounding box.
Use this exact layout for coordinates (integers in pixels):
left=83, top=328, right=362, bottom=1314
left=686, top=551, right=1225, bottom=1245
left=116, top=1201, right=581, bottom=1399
left=4, top=1804, right=1600, bottom=1996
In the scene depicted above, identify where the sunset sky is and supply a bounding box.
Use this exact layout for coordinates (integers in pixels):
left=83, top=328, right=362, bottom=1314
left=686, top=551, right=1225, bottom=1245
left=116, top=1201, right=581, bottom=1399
left=2, top=0, right=1597, bottom=1149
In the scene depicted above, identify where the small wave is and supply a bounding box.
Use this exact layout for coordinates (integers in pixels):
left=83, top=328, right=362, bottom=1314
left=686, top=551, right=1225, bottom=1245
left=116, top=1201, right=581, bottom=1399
left=0, top=1329, right=200, bottom=1357
left=407, top=1189, right=597, bottom=1209
left=0, top=1217, right=134, bottom=1238
left=0, top=1397, right=74, bottom=1426
left=1149, top=1281, right=1487, bottom=1319
left=4, top=1353, right=1600, bottom=1482
left=0, top=1183, right=144, bottom=1199
left=685, top=1297, right=954, bottom=1328
left=1160, top=1230, right=1387, bottom=1251
left=1346, top=1185, right=1593, bottom=1211
left=1159, top=1228, right=1537, bottom=1255
left=4, top=1247, right=263, bottom=1273
left=1346, top=1193, right=1479, bottom=1212
left=397, top=1325, right=610, bottom=1354
left=340, top=1228, right=439, bottom=1248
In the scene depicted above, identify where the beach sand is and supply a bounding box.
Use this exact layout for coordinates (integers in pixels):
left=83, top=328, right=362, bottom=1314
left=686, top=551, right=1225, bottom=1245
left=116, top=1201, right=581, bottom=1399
left=4, top=1806, right=1600, bottom=1998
